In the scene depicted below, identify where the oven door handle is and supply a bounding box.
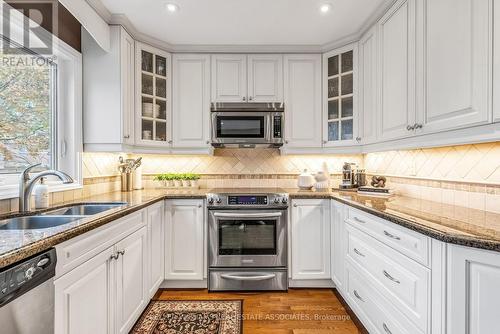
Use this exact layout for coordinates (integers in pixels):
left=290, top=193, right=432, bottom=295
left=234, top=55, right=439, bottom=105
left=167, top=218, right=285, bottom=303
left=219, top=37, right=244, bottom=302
left=213, top=212, right=282, bottom=219
left=220, top=273, right=276, bottom=281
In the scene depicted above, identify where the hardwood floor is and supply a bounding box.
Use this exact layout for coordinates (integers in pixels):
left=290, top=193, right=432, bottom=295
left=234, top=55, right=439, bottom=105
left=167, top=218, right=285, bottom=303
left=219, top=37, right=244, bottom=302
left=154, top=289, right=363, bottom=334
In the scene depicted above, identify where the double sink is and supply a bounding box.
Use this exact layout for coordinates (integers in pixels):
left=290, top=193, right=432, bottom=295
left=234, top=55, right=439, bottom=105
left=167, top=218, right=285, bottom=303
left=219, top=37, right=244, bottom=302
left=0, top=203, right=127, bottom=230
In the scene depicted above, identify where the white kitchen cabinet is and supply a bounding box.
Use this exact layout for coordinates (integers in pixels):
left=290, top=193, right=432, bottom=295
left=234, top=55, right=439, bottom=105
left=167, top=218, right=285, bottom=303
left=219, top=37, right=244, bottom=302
left=146, top=202, right=164, bottom=298
left=165, top=199, right=204, bottom=280
left=378, top=0, right=416, bottom=141
left=358, top=26, right=378, bottom=144
left=211, top=54, right=247, bottom=102
left=493, top=0, right=500, bottom=123
left=283, top=54, right=322, bottom=148
left=211, top=54, right=283, bottom=103
left=323, top=44, right=359, bottom=146
left=416, top=0, right=491, bottom=134
left=82, top=25, right=135, bottom=150
left=54, top=246, right=115, bottom=334
left=331, top=201, right=345, bottom=293
left=247, top=54, right=283, bottom=102
left=55, top=211, right=148, bottom=334
left=172, top=54, right=211, bottom=148
left=135, top=42, right=171, bottom=147
left=446, top=244, right=500, bottom=334
left=291, top=199, right=330, bottom=280
left=115, top=227, right=148, bottom=334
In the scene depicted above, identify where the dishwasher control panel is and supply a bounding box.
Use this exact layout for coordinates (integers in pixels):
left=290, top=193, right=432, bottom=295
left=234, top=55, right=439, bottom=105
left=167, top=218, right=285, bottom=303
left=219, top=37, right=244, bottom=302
left=0, top=248, right=56, bottom=307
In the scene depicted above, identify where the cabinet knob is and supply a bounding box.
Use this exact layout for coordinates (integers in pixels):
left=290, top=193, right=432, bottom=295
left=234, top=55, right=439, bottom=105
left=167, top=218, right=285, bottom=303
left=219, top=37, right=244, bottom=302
left=117, top=250, right=125, bottom=256
left=123, top=135, right=130, bottom=139
left=249, top=96, right=253, bottom=101
left=198, top=204, right=202, bottom=208
left=206, top=140, right=210, bottom=144
left=285, top=140, right=289, bottom=144
left=414, top=123, right=423, bottom=129
left=293, top=203, right=297, bottom=207
left=406, top=125, right=415, bottom=131
left=323, top=140, right=327, bottom=144
left=242, top=96, right=246, bottom=101
left=355, top=137, right=361, bottom=142
left=168, top=140, right=173, bottom=144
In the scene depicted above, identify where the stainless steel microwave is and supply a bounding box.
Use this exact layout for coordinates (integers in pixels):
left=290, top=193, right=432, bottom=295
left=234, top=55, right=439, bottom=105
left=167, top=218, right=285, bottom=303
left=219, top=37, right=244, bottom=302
left=210, top=102, right=284, bottom=148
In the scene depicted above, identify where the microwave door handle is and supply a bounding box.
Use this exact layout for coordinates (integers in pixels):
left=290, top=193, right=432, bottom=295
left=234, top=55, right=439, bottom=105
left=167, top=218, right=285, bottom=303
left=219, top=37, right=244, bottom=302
left=220, top=273, right=276, bottom=281
left=213, top=212, right=282, bottom=218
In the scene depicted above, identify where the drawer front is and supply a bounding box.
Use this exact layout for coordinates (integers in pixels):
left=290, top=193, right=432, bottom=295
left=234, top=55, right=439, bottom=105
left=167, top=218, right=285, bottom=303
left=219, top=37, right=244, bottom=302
left=346, top=224, right=430, bottom=330
left=209, top=269, right=287, bottom=291
left=56, top=211, right=145, bottom=277
left=345, top=263, right=425, bottom=334
left=347, top=207, right=430, bottom=266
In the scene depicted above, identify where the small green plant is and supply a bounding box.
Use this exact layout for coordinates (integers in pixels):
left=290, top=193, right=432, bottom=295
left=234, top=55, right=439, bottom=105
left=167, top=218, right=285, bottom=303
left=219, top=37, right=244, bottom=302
left=154, top=173, right=200, bottom=181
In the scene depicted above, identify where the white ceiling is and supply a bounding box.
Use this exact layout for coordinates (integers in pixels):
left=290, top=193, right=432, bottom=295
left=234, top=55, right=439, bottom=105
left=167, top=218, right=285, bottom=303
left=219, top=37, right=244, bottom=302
left=97, top=0, right=388, bottom=46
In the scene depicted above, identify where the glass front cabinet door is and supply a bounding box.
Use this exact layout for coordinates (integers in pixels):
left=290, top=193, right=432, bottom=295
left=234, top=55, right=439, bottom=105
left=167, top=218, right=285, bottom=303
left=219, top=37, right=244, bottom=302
left=323, top=44, right=359, bottom=147
left=135, top=42, right=171, bottom=147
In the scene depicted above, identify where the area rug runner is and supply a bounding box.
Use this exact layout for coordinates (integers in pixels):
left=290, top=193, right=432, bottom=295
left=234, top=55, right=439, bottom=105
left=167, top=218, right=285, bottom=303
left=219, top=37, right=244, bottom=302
left=130, top=300, right=243, bottom=334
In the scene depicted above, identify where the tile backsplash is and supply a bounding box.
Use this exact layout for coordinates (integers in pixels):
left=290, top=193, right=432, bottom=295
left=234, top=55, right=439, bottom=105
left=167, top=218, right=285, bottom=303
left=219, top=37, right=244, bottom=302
left=364, top=142, right=500, bottom=184
left=2, top=143, right=500, bottom=215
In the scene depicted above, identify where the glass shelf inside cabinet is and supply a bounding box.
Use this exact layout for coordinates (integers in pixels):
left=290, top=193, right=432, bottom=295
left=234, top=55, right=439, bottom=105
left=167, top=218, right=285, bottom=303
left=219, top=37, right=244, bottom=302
left=327, top=50, right=354, bottom=142
left=140, top=49, right=168, bottom=143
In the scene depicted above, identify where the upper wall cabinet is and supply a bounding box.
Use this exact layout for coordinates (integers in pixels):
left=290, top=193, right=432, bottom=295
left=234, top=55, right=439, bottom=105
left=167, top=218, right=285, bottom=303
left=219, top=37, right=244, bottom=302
left=135, top=42, right=172, bottom=147
left=378, top=0, right=416, bottom=141
left=323, top=44, right=359, bottom=147
left=172, top=54, right=211, bottom=148
left=211, top=54, right=247, bottom=102
left=358, top=26, right=378, bottom=145
left=492, top=0, right=500, bottom=123
left=416, top=0, right=492, bottom=134
left=83, top=26, right=135, bottom=150
left=493, top=0, right=500, bottom=122
left=247, top=55, right=283, bottom=102
left=283, top=54, right=322, bottom=148
left=211, top=54, right=283, bottom=103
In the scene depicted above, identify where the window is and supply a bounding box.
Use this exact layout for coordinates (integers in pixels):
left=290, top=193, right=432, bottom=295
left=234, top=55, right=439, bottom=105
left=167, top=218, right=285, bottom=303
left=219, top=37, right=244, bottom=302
left=0, top=47, right=57, bottom=173
left=0, top=9, right=82, bottom=198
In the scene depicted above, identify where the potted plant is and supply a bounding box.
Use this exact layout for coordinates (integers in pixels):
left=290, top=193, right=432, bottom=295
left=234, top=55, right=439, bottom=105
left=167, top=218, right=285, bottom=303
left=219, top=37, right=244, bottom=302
left=181, top=173, right=191, bottom=187
left=173, top=174, right=183, bottom=188
left=188, top=174, right=201, bottom=189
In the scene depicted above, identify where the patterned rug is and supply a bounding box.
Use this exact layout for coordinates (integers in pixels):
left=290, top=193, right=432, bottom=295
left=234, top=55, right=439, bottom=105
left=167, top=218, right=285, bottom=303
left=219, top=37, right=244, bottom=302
left=130, top=300, right=243, bottom=334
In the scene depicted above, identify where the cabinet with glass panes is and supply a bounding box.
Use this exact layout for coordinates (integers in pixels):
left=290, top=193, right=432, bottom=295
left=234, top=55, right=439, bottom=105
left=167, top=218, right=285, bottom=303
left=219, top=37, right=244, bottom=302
left=135, top=42, right=171, bottom=146
left=323, top=44, right=358, bottom=146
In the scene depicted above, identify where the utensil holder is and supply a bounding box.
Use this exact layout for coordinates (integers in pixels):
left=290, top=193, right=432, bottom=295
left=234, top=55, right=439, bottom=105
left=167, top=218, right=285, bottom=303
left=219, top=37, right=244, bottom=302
left=121, top=172, right=134, bottom=192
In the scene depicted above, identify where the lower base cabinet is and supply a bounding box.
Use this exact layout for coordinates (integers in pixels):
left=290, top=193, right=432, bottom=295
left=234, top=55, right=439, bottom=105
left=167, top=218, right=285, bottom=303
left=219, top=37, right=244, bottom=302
left=146, top=202, right=165, bottom=297
left=446, top=244, right=500, bottom=334
left=54, top=246, right=115, bottom=334
left=291, top=199, right=331, bottom=280
left=164, top=199, right=205, bottom=280
left=54, top=211, right=151, bottom=334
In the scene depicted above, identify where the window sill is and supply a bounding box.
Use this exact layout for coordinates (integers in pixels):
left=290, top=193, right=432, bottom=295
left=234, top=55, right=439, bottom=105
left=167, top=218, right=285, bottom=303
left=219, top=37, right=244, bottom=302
left=0, top=183, right=83, bottom=201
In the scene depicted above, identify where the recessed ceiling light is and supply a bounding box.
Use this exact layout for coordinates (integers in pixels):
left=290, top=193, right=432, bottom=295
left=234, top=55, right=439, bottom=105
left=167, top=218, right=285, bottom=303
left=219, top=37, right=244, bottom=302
left=320, top=3, right=332, bottom=13
left=166, top=3, right=179, bottom=13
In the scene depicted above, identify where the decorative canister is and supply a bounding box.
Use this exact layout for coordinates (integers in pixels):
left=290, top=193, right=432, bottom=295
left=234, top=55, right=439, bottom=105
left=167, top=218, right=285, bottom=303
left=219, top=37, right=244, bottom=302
left=297, top=169, right=315, bottom=190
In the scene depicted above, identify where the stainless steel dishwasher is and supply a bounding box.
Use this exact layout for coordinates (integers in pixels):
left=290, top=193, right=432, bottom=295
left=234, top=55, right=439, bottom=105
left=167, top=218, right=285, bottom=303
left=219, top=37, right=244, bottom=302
left=0, top=248, right=57, bottom=334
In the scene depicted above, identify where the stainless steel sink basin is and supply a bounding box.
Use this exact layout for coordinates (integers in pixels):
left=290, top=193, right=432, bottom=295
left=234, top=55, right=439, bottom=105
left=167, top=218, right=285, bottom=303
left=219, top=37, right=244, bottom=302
left=0, top=215, right=86, bottom=230
left=43, top=202, right=127, bottom=216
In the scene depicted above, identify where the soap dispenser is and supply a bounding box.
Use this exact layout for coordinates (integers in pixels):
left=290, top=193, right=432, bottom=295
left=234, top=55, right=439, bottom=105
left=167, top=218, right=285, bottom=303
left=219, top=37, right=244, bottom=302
left=34, top=177, right=50, bottom=209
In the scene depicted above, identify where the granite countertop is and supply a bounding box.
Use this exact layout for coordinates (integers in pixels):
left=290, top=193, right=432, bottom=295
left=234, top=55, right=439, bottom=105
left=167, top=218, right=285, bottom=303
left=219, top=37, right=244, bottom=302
left=287, top=188, right=500, bottom=252
left=1, top=187, right=499, bottom=269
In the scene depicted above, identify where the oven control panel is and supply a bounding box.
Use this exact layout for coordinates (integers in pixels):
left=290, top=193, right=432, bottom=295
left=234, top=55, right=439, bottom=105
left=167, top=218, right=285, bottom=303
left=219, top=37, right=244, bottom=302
left=207, top=193, right=288, bottom=207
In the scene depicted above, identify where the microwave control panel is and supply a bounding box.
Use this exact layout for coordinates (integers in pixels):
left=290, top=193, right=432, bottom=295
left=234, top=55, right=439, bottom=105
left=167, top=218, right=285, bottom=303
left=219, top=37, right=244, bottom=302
left=273, top=116, right=282, bottom=138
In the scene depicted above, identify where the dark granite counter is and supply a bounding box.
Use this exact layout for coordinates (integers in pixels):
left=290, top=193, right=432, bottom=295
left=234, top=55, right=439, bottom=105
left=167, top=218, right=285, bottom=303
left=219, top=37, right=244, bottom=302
left=287, top=188, right=500, bottom=253
left=1, top=187, right=499, bottom=269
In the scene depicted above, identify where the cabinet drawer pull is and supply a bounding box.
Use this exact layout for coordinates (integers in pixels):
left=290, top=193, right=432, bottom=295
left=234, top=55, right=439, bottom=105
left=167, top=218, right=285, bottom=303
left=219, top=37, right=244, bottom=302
left=383, top=230, right=401, bottom=240
left=353, top=290, right=364, bottom=302
left=353, top=217, right=366, bottom=224
left=383, top=270, right=400, bottom=284
left=117, top=250, right=125, bottom=256
left=110, top=253, right=119, bottom=261
left=383, top=323, right=393, bottom=334
left=353, top=248, right=365, bottom=257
